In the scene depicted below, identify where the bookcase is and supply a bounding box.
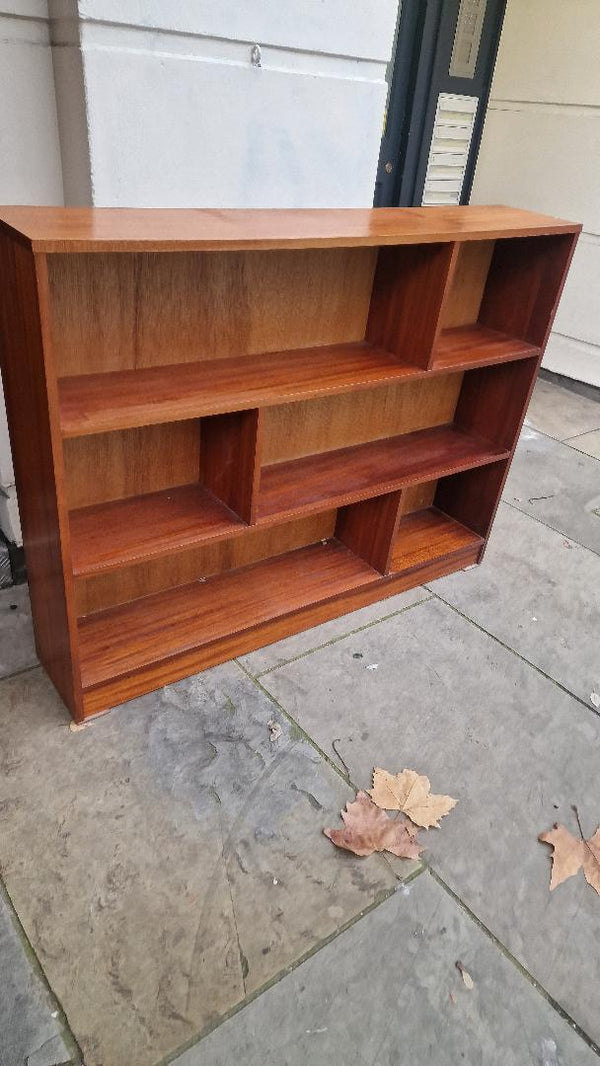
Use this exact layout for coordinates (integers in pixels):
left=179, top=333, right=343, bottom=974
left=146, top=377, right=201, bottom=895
left=0, top=206, right=579, bottom=721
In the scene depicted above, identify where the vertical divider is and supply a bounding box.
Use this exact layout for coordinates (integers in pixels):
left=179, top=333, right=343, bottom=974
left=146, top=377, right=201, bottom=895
left=201, top=408, right=263, bottom=524
left=479, top=232, right=579, bottom=348
left=335, top=491, right=404, bottom=575
left=453, top=359, right=538, bottom=453
left=434, top=459, right=510, bottom=544
left=366, top=241, right=459, bottom=369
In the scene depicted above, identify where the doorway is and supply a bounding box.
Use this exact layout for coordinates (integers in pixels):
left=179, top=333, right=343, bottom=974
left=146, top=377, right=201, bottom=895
left=375, top=0, right=506, bottom=207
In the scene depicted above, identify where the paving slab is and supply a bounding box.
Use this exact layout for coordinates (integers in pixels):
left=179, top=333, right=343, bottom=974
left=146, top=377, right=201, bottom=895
left=430, top=502, right=600, bottom=705
left=260, top=596, right=600, bottom=1046
left=525, top=377, right=600, bottom=441
left=0, top=890, right=75, bottom=1066
left=174, top=871, right=598, bottom=1066
left=0, top=665, right=398, bottom=1066
left=566, top=427, right=600, bottom=460
left=504, top=426, right=600, bottom=553
left=239, top=586, right=429, bottom=676
left=0, top=583, right=37, bottom=679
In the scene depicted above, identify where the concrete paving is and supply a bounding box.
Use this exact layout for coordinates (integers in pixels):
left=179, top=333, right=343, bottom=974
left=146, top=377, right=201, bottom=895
left=0, top=377, right=598, bottom=1066
left=176, top=873, right=600, bottom=1066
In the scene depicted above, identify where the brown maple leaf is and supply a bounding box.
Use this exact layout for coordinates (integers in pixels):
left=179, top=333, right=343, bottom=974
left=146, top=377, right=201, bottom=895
left=539, top=814, right=600, bottom=895
left=538, top=824, right=585, bottom=889
left=323, top=791, right=425, bottom=859
left=369, top=768, right=457, bottom=828
left=583, top=828, right=600, bottom=894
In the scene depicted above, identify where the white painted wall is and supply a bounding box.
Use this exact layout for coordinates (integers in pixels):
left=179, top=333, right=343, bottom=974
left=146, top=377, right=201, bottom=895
left=471, top=0, right=600, bottom=387
left=51, top=0, right=397, bottom=208
left=0, top=0, right=64, bottom=544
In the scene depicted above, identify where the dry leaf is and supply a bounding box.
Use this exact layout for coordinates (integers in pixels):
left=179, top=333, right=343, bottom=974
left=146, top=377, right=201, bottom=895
left=583, top=828, right=600, bottom=893
left=456, top=961, right=474, bottom=989
left=324, top=791, right=425, bottom=859
left=369, top=768, right=457, bottom=828
left=539, top=822, right=600, bottom=895
left=538, top=825, right=585, bottom=889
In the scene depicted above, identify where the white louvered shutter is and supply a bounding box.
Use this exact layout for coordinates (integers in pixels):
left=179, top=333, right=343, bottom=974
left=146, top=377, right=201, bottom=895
left=422, top=93, right=478, bottom=207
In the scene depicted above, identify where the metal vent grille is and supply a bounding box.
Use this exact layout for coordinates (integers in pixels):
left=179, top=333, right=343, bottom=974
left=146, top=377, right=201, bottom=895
left=422, top=93, right=478, bottom=206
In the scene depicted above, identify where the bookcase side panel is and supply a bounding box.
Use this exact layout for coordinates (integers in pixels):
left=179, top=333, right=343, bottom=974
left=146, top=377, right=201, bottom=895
left=0, top=241, right=82, bottom=717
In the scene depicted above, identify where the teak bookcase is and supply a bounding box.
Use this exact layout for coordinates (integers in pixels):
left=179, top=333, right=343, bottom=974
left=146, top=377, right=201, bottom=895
left=0, top=206, right=579, bottom=721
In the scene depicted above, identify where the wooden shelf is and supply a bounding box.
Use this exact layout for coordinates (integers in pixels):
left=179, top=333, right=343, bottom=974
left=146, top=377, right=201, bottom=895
left=69, top=484, right=245, bottom=576
left=390, top=507, right=483, bottom=573
left=59, top=330, right=541, bottom=440
left=0, top=204, right=579, bottom=253
left=0, top=205, right=577, bottom=720
left=431, top=325, right=539, bottom=372
left=258, top=425, right=509, bottom=523
left=78, top=540, right=378, bottom=689
left=59, top=342, right=420, bottom=437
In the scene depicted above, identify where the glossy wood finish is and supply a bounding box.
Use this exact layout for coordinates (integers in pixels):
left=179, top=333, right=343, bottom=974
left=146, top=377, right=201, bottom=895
left=480, top=234, right=579, bottom=348
left=431, top=326, right=538, bottom=372
left=49, top=248, right=376, bottom=377
left=58, top=342, right=412, bottom=437
left=78, top=540, right=378, bottom=690
left=261, top=373, right=463, bottom=464
left=366, top=242, right=455, bottom=367
left=336, top=492, right=403, bottom=575
left=0, top=206, right=579, bottom=720
left=0, top=240, right=83, bottom=715
left=63, top=421, right=201, bottom=509
left=80, top=542, right=483, bottom=717
left=70, top=484, right=245, bottom=576
left=0, top=205, right=579, bottom=253
left=201, top=409, right=262, bottom=524
left=391, top=508, right=482, bottom=573
left=258, top=424, right=509, bottom=523
left=75, top=512, right=336, bottom=616
left=440, top=241, right=495, bottom=330
left=435, top=461, right=509, bottom=542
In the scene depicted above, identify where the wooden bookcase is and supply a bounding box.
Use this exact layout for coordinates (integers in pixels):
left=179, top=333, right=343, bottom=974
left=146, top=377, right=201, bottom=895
left=0, top=206, right=579, bottom=721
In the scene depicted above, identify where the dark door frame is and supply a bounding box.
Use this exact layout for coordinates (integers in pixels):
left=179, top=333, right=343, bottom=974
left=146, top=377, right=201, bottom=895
left=374, top=0, right=507, bottom=208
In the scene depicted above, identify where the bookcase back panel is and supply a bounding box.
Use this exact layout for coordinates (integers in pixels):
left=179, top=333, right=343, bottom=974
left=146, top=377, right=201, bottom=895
left=74, top=510, right=336, bottom=615
left=261, top=373, right=464, bottom=464
left=399, top=481, right=438, bottom=516
left=63, top=421, right=201, bottom=509
left=441, top=241, right=495, bottom=329
left=48, top=247, right=378, bottom=377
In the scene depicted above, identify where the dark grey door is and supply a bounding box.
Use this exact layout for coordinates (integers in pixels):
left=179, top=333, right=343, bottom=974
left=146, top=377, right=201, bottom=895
left=375, top=0, right=506, bottom=207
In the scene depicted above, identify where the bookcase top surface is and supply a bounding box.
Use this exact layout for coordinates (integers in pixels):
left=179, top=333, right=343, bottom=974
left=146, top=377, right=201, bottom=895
left=0, top=204, right=579, bottom=253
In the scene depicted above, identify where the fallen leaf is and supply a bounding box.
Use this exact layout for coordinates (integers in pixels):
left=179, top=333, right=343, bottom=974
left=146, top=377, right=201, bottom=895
left=267, top=719, right=282, bottom=742
left=538, top=824, right=585, bottom=889
left=583, top=828, right=600, bottom=894
left=324, top=791, right=425, bottom=859
left=456, top=961, right=474, bottom=989
left=539, top=819, right=600, bottom=896
left=369, top=768, right=457, bottom=828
